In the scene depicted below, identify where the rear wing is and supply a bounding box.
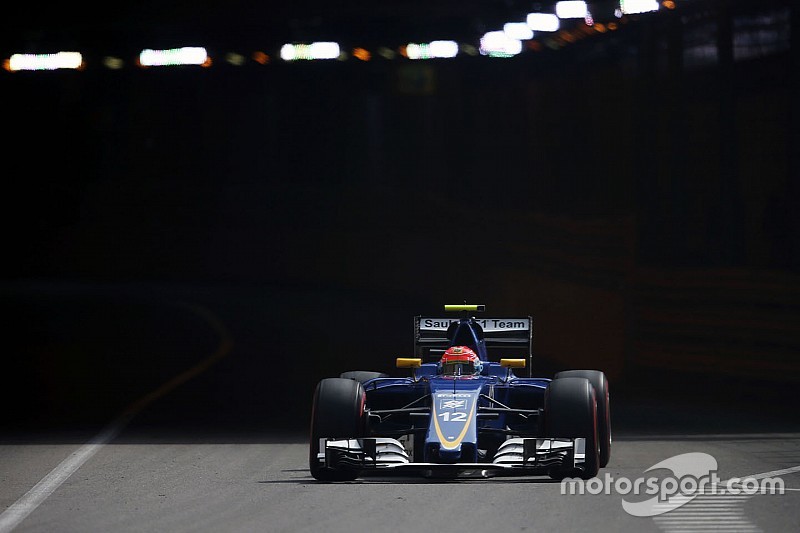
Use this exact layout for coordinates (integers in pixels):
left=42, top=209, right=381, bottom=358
left=413, top=315, right=533, bottom=375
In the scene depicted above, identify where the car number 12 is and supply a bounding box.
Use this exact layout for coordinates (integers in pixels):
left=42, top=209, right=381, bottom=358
left=438, top=411, right=467, bottom=422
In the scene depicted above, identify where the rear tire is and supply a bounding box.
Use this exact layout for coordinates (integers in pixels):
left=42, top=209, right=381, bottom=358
left=309, top=378, right=366, bottom=481
left=555, top=370, right=611, bottom=467
left=339, top=371, right=389, bottom=384
left=544, top=377, right=600, bottom=480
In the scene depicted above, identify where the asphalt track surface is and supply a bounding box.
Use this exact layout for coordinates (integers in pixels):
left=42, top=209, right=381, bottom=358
left=1, top=282, right=799, bottom=532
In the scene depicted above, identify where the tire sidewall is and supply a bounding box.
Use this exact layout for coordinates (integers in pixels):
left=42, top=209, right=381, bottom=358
left=309, top=377, right=366, bottom=481
left=555, top=369, right=611, bottom=467
left=544, top=377, right=600, bottom=479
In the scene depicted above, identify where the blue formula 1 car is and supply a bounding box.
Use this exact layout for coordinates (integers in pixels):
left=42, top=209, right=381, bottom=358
left=309, top=304, right=611, bottom=481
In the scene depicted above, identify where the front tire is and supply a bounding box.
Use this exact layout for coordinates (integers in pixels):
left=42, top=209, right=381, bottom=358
left=309, top=378, right=366, bottom=481
left=555, top=370, right=611, bottom=467
left=544, top=377, right=600, bottom=480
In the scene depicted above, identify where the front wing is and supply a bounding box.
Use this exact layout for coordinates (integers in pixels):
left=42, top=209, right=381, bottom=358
left=315, top=437, right=587, bottom=478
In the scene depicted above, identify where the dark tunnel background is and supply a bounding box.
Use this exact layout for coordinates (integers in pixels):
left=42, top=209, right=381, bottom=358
left=1, top=0, right=798, bottom=437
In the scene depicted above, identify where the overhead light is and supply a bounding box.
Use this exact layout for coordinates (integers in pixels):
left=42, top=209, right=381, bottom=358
left=503, top=22, right=534, bottom=41
left=555, top=1, right=588, bottom=19
left=479, top=31, right=522, bottom=57
left=7, top=52, right=83, bottom=71
left=429, top=40, right=459, bottom=58
left=280, top=42, right=341, bottom=61
left=352, top=48, right=371, bottom=61
left=139, top=47, right=209, bottom=67
left=225, top=53, right=246, bottom=66
left=526, top=13, right=560, bottom=32
left=252, top=51, right=270, bottom=64
left=620, top=0, right=660, bottom=14
left=406, top=40, right=458, bottom=60
left=102, top=56, right=124, bottom=70
left=377, top=47, right=396, bottom=59
left=460, top=44, right=479, bottom=56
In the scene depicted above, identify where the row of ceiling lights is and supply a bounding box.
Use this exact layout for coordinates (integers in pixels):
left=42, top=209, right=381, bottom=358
left=4, top=1, right=673, bottom=71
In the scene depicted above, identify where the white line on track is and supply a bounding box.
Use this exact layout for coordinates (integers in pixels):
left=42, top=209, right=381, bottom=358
left=0, top=419, right=127, bottom=533
left=656, top=529, right=761, bottom=532
left=0, top=302, right=232, bottom=533
left=732, top=464, right=800, bottom=480
left=652, top=463, right=800, bottom=533
left=657, top=516, right=751, bottom=520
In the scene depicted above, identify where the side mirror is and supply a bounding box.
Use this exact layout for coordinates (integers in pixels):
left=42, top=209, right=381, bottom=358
left=500, top=358, right=526, bottom=369
left=396, top=357, right=422, bottom=368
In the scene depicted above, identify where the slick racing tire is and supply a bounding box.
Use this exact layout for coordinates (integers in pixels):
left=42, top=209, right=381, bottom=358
left=555, top=370, right=611, bottom=467
left=339, top=371, right=389, bottom=384
left=309, top=378, right=366, bottom=481
left=544, top=377, right=600, bottom=480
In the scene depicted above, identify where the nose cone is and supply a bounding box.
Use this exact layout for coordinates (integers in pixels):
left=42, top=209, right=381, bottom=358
left=437, top=443, right=463, bottom=462
left=426, top=441, right=479, bottom=463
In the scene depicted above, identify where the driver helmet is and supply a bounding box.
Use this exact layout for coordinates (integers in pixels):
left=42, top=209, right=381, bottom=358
left=439, top=346, right=483, bottom=376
